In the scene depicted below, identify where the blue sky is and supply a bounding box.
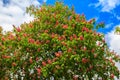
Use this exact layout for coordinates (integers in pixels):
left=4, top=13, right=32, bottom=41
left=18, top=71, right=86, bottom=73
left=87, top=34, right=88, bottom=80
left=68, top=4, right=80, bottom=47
left=0, top=0, right=120, bottom=55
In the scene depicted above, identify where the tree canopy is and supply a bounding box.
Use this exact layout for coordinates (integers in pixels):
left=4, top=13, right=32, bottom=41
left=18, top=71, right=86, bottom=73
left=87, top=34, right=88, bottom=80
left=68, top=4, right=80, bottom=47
left=0, top=2, right=120, bottom=80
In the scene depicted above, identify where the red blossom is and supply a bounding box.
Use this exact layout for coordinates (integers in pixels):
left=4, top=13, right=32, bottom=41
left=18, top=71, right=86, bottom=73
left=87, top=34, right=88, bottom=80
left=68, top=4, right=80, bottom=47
left=29, top=58, right=33, bottom=64
left=73, top=75, right=78, bottom=80
left=68, top=48, right=72, bottom=53
left=18, top=37, right=21, bottom=41
left=79, top=35, right=84, bottom=40
left=46, top=40, right=50, bottom=44
left=2, top=55, right=11, bottom=59
left=91, top=48, right=95, bottom=53
left=62, top=25, right=68, bottom=29
left=1, top=37, right=5, bottom=41
left=42, top=61, right=46, bottom=66
left=55, top=52, right=61, bottom=57
left=94, top=54, right=98, bottom=58
left=51, top=33, right=55, bottom=38
left=29, top=24, right=34, bottom=28
left=73, top=34, right=77, bottom=39
left=58, top=36, right=62, bottom=41
left=28, top=38, right=35, bottom=44
left=70, top=36, right=73, bottom=40
left=83, top=47, right=87, bottom=51
left=36, top=57, right=39, bottom=61
left=82, top=27, right=89, bottom=32
left=73, top=52, right=76, bottom=55
left=12, top=62, right=17, bottom=66
left=44, top=30, right=49, bottom=33
left=23, top=33, right=27, bottom=37
left=55, top=21, right=59, bottom=25
left=36, top=40, right=41, bottom=45
left=82, top=58, right=88, bottom=64
left=110, top=74, right=114, bottom=79
left=16, top=27, right=21, bottom=32
left=69, top=16, right=72, bottom=20
left=37, top=48, right=40, bottom=52
left=61, top=41, right=67, bottom=46
left=47, top=59, right=52, bottom=64
left=36, top=68, right=41, bottom=75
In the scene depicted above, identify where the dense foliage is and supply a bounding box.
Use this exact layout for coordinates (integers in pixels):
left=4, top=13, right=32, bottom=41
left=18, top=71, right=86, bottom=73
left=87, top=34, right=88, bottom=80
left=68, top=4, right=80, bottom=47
left=0, top=2, right=120, bottom=80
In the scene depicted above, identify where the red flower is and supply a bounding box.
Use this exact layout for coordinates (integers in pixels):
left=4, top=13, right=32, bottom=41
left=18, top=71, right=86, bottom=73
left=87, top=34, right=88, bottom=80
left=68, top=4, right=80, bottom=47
left=42, top=61, right=46, bottom=66
left=16, top=27, right=21, bottom=32
left=36, top=40, right=41, bottom=45
left=94, top=54, right=97, bottom=58
left=82, top=58, right=88, bottom=64
left=68, top=48, right=72, bottom=53
left=37, top=48, right=41, bottom=52
left=94, top=54, right=98, bottom=58
left=73, top=75, right=78, bottom=80
left=79, top=35, right=84, bottom=40
left=18, top=37, right=21, bottom=41
left=58, top=36, right=63, bottom=41
left=8, top=34, right=14, bottom=40
left=88, top=19, right=93, bottom=24
left=44, top=30, right=49, bottom=33
left=23, top=33, right=27, bottom=37
left=29, top=24, right=33, bottom=28
left=102, top=39, right=105, bottom=43
left=36, top=68, right=41, bottom=75
left=12, top=62, right=17, bottom=66
left=52, top=58, right=57, bottom=62
left=109, top=58, right=113, bottom=63
left=51, top=33, right=55, bottom=38
left=73, top=52, right=76, bottom=55
left=55, top=52, right=61, bottom=57
left=69, top=16, right=72, bottom=20
left=83, top=47, right=87, bottom=51
left=61, top=41, right=67, bottom=46
left=89, top=65, right=93, bottom=70
left=2, top=55, right=11, bottom=59
left=29, top=58, right=33, bottom=64
left=73, top=34, right=77, bottom=39
left=91, top=48, right=95, bottom=53
left=55, top=21, right=59, bottom=25
left=47, top=59, right=52, bottom=64
left=62, top=25, right=68, bottom=29
left=36, top=57, right=39, bottom=61
left=110, top=74, right=114, bottom=79
left=1, top=37, right=5, bottom=41
left=82, top=27, right=89, bottom=32
left=28, top=38, right=35, bottom=44
left=46, top=40, right=50, bottom=44
left=70, top=36, right=73, bottom=40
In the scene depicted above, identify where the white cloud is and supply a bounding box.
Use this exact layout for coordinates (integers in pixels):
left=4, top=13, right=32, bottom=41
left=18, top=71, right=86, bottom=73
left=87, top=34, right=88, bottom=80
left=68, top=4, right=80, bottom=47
left=105, top=25, right=120, bottom=70
left=0, top=0, right=43, bottom=31
left=91, top=0, right=120, bottom=12
left=105, top=24, right=120, bottom=54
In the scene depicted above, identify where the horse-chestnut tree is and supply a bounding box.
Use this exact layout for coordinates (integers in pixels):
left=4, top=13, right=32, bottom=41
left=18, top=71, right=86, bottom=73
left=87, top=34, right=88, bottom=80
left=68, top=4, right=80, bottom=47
left=0, top=2, right=120, bottom=80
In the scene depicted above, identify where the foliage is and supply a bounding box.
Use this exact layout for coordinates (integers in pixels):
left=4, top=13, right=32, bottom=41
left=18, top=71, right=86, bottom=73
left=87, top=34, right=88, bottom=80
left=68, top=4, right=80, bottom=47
left=0, top=2, right=120, bottom=80
left=115, top=26, right=120, bottom=35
